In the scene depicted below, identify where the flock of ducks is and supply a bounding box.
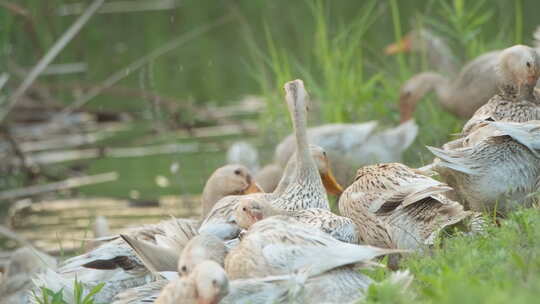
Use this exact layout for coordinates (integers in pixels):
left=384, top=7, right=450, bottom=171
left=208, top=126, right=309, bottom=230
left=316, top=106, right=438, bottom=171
left=1, top=27, right=540, bottom=304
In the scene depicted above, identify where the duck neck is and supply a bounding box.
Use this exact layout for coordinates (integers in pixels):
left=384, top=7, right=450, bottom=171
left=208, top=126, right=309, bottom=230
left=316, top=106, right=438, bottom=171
left=401, top=72, right=451, bottom=122
left=272, top=157, right=296, bottom=195
left=292, top=105, right=312, bottom=170
left=278, top=80, right=328, bottom=210
left=290, top=96, right=319, bottom=182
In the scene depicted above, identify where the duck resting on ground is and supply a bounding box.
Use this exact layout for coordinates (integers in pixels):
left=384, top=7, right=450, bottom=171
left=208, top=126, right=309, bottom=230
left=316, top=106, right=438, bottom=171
left=428, top=120, right=540, bottom=214
left=116, top=228, right=412, bottom=304
left=339, top=162, right=481, bottom=254
left=235, top=196, right=359, bottom=243
left=36, top=164, right=261, bottom=303
left=224, top=215, right=401, bottom=280
left=112, top=234, right=229, bottom=304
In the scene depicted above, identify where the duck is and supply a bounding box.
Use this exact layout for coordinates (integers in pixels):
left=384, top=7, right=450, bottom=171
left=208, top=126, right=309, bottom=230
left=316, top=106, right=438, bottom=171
left=199, top=80, right=345, bottom=239
left=115, top=260, right=293, bottom=304
left=112, top=234, right=229, bottom=304
left=234, top=196, right=359, bottom=243
left=154, top=260, right=229, bottom=304
left=42, top=164, right=260, bottom=302
left=461, top=45, right=540, bottom=135
left=154, top=260, right=411, bottom=304
left=338, top=163, right=479, bottom=252
left=269, top=79, right=331, bottom=211
left=177, top=234, right=228, bottom=276
left=1, top=247, right=57, bottom=304
left=200, top=144, right=342, bottom=240
left=274, top=120, right=418, bottom=186
left=388, top=29, right=540, bottom=122
left=428, top=120, right=540, bottom=214
left=224, top=215, right=398, bottom=280
left=114, top=225, right=409, bottom=304
left=201, top=164, right=262, bottom=217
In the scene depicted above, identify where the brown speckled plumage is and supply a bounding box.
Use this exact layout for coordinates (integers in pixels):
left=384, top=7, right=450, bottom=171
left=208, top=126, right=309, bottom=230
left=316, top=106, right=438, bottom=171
left=462, top=45, right=540, bottom=135
left=462, top=92, right=540, bottom=135
left=429, top=121, right=540, bottom=213
left=339, top=163, right=475, bottom=251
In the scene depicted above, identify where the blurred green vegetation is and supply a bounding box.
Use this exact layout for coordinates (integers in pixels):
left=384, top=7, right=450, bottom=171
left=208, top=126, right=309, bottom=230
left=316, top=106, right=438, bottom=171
left=4, top=0, right=538, bottom=111
left=1, top=0, right=539, bottom=200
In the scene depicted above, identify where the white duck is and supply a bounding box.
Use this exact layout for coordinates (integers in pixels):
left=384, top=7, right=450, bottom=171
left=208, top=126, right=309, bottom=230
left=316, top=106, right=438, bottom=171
left=155, top=260, right=411, bottom=304
left=274, top=120, right=418, bottom=186
left=114, top=228, right=410, bottom=304
left=37, top=164, right=260, bottom=303
left=224, top=215, right=399, bottom=280
left=234, top=196, right=359, bottom=243
left=112, top=234, right=229, bottom=304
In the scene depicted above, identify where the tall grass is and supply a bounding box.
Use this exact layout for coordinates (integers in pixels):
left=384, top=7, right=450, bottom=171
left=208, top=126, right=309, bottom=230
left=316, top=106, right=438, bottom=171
left=252, top=0, right=391, bottom=135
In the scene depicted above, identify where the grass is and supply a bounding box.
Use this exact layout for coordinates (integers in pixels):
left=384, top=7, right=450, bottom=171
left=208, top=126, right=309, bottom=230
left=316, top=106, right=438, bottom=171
left=33, top=279, right=104, bottom=304
left=364, top=208, right=540, bottom=304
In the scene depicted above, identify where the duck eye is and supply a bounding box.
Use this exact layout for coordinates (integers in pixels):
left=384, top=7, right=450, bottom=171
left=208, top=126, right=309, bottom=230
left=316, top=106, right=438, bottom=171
left=181, top=265, right=187, bottom=273
left=526, top=62, right=531, bottom=68
left=212, top=279, right=218, bottom=286
left=234, top=169, right=241, bottom=175
left=242, top=207, right=247, bottom=212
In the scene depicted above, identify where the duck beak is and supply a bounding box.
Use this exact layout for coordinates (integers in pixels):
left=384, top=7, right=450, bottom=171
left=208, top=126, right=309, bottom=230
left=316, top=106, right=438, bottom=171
left=243, top=182, right=263, bottom=194
left=321, top=168, right=343, bottom=196
left=384, top=35, right=412, bottom=55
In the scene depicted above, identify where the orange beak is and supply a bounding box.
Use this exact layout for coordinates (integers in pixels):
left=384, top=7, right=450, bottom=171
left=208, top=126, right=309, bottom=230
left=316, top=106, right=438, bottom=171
left=321, top=167, right=343, bottom=196
left=384, top=35, right=412, bottom=55
left=243, top=182, right=263, bottom=194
